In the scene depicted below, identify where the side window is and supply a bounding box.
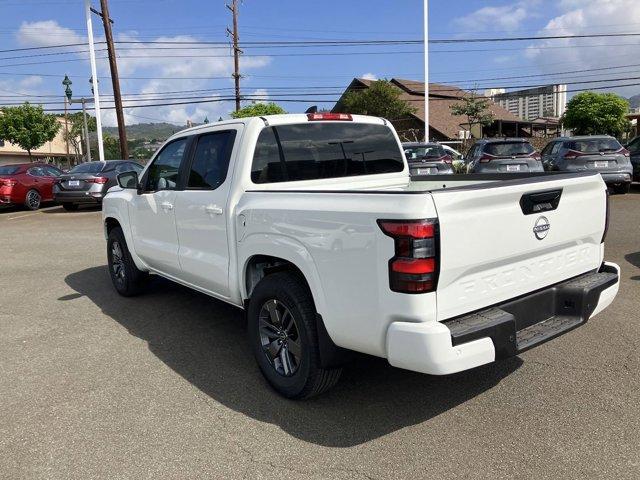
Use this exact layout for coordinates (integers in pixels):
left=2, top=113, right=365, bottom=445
left=114, top=163, right=128, bottom=174
left=541, top=143, right=553, bottom=156
left=145, top=138, right=188, bottom=191
left=28, top=167, right=45, bottom=177
left=551, top=142, right=562, bottom=155
left=187, top=130, right=237, bottom=189
left=43, top=166, right=62, bottom=177
left=628, top=138, right=640, bottom=154
left=130, top=163, right=144, bottom=173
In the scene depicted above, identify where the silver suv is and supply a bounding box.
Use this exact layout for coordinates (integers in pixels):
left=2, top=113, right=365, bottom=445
left=466, top=139, right=543, bottom=174
left=541, top=136, right=632, bottom=194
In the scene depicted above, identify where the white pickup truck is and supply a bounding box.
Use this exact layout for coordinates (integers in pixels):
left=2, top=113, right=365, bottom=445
left=103, top=113, right=620, bottom=399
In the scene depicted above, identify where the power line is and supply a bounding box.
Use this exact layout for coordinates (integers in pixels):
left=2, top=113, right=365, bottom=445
left=2, top=30, right=640, bottom=54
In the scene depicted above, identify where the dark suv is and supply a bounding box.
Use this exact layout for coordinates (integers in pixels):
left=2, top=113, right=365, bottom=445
left=541, top=136, right=632, bottom=194
left=626, top=136, right=640, bottom=182
left=466, top=138, right=543, bottom=174
left=402, top=142, right=453, bottom=176
left=54, top=160, right=143, bottom=210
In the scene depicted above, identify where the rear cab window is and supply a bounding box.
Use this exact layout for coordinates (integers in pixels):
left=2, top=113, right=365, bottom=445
left=484, top=142, right=535, bottom=157
left=251, top=122, right=404, bottom=184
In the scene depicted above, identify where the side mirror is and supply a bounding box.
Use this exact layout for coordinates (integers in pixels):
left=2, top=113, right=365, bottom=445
left=117, top=171, right=139, bottom=190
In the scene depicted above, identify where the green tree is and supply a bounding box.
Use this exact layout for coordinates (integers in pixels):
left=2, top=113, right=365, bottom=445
left=230, top=102, right=286, bottom=118
left=102, top=134, right=121, bottom=160
left=340, top=80, right=415, bottom=120
left=561, top=92, right=630, bottom=136
left=0, top=102, right=61, bottom=161
left=450, top=92, right=494, bottom=139
left=64, top=112, right=96, bottom=161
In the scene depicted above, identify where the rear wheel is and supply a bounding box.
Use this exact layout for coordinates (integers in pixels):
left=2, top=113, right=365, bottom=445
left=24, top=189, right=41, bottom=210
left=62, top=203, right=79, bottom=211
left=248, top=271, right=342, bottom=399
left=613, top=183, right=630, bottom=194
left=107, top=226, right=148, bottom=296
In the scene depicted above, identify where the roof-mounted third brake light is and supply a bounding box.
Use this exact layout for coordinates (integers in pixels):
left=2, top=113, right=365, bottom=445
left=307, top=113, right=353, bottom=121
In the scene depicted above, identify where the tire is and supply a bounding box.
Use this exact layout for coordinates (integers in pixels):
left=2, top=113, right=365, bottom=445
left=107, top=226, right=148, bottom=296
left=62, top=203, right=79, bottom=211
left=24, top=189, right=41, bottom=210
left=248, top=271, right=342, bottom=399
left=613, top=183, right=630, bottom=194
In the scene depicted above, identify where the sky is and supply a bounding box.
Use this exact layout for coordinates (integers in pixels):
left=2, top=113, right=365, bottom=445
left=0, top=0, right=639, bottom=126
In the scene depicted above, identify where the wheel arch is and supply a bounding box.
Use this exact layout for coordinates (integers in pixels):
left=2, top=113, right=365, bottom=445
left=242, top=249, right=350, bottom=369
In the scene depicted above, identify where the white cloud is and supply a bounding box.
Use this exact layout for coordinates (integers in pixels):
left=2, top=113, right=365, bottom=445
left=19, top=76, right=43, bottom=89
left=526, top=0, right=640, bottom=96
left=16, top=20, right=84, bottom=47
left=361, top=72, right=377, bottom=81
left=248, top=88, right=269, bottom=104
left=454, top=4, right=528, bottom=33
left=14, top=23, right=273, bottom=126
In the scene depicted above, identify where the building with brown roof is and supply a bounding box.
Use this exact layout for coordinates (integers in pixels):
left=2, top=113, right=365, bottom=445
left=333, top=78, right=558, bottom=142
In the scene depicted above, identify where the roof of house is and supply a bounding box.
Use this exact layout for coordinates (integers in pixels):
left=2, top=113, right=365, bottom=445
left=333, top=77, right=521, bottom=139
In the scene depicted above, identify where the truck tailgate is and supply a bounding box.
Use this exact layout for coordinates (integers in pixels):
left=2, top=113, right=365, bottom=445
left=431, top=173, right=606, bottom=321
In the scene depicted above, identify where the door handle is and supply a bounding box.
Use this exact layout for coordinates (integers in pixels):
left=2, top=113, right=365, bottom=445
left=205, top=205, right=223, bottom=215
left=160, top=202, right=174, bottom=211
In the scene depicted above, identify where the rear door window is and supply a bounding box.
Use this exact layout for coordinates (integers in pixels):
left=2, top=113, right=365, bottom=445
left=628, top=138, right=640, bottom=154
left=251, top=122, right=404, bottom=184
left=187, top=131, right=236, bottom=189
left=484, top=142, right=535, bottom=157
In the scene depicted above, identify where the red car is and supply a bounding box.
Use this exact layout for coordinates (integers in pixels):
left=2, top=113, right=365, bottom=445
left=0, top=163, right=63, bottom=210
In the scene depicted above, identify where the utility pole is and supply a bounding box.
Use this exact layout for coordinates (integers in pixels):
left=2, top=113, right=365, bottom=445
left=424, top=0, right=429, bottom=142
left=226, top=0, right=242, bottom=112
left=84, top=0, right=104, bottom=162
left=95, top=0, right=128, bottom=159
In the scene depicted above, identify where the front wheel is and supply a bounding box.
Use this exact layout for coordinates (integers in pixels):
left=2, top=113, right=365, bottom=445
left=247, top=271, right=342, bottom=399
left=24, top=189, right=41, bottom=210
left=107, top=226, right=148, bottom=296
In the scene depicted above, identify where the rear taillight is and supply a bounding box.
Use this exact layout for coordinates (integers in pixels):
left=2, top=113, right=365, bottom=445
left=88, top=177, right=108, bottom=184
left=439, top=155, right=453, bottom=164
left=0, top=179, right=17, bottom=187
left=479, top=154, right=494, bottom=163
left=378, top=219, right=439, bottom=294
left=532, top=152, right=542, bottom=161
left=619, top=147, right=630, bottom=158
left=307, top=113, right=352, bottom=121
left=564, top=150, right=585, bottom=159
left=601, top=190, right=610, bottom=244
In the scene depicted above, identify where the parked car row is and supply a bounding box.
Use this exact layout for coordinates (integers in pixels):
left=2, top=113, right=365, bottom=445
left=404, top=135, right=637, bottom=194
left=0, top=160, right=143, bottom=210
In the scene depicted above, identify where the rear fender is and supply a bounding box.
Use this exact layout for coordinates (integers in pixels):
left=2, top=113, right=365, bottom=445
left=238, top=233, right=327, bottom=319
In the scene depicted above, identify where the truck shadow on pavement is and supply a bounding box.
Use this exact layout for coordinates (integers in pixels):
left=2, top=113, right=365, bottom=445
left=63, top=266, right=522, bottom=448
left=624, top=252, right=640, bottom=281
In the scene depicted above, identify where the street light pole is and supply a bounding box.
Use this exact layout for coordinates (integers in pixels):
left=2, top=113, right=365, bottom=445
left=424, top=0, right=429, bottom=142
left=84, top=0, right=104, bottom=162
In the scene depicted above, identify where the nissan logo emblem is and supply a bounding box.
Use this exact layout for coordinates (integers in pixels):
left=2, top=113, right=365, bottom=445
left=533, top=216, right=550, bottom=240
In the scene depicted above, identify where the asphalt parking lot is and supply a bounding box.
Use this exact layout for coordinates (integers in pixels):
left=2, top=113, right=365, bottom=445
left=1, top=189, right=639, bottom=480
